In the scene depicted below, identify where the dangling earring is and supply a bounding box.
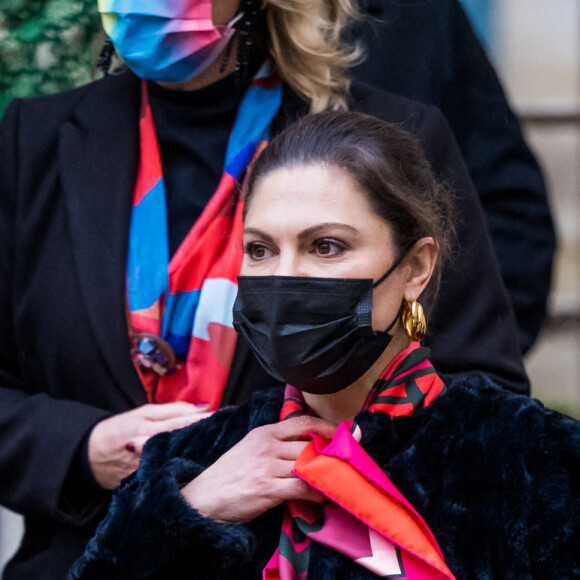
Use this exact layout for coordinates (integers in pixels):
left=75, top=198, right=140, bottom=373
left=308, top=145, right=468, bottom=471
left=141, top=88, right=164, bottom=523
left=234, top=0, right=263, bottom=86
left=401, top=300, right=427, bottom=342
left=96, top=37, right=125, bottom=76
left=97, top=38, right=115, bottom=75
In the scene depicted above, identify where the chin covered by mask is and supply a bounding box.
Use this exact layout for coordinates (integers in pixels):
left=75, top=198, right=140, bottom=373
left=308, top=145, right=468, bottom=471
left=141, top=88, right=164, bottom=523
left=98, top=0, right=240, bottom=82
left=232, top=260, right=403, bottom=395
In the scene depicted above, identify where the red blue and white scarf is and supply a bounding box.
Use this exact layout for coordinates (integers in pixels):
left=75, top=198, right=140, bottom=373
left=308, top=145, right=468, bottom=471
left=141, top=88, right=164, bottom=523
left=265, top=343, right=455, bottom=580
left=127, top=62, right=282, bottom=410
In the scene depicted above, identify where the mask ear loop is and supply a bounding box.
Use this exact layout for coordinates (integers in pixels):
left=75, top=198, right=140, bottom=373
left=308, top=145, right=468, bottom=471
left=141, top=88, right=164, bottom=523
left=372, top=239, right=418, bottom=288
left=218, top=12, right=245, bottom=74
left=372, top=243, right=416, bottom=334
left=372, top=254, right=405, bottom=288
left=382, top=302, right=405, bottom=334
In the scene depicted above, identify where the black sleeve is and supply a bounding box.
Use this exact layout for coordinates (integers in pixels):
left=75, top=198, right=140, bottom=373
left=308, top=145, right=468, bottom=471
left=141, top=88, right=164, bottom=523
left=351, top=0, right=555, bottom=353
left=67, top=457, right=258, bottom=579
left=0, top=100, right=112, bottom=525
left=528, top=408, right=580, bottom=575
left=67, top=392, right=284, bottom=580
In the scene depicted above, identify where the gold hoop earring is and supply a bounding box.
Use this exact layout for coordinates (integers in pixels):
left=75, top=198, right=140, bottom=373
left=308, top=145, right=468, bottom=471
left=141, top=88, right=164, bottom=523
left=401, top=300, right=426, bottom=342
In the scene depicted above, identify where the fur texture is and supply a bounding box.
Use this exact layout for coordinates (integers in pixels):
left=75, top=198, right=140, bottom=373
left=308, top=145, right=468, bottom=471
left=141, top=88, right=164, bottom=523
left=69, top=374, right=580, bottom=579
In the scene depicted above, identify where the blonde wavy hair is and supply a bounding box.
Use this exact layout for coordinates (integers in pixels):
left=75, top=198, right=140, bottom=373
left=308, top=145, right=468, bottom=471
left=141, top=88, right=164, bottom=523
left=265, top=0, right=363, bottom=112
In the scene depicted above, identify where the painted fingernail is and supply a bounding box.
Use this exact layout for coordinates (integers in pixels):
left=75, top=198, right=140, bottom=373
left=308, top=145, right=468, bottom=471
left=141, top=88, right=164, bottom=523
left=125, top=442, right=136, bottom=453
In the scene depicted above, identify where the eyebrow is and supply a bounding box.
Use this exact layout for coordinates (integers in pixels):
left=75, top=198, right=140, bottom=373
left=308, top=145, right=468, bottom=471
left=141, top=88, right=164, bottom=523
left=243, top=223, right=360, bottom=242
left=242, top=228, right=275, bottom=244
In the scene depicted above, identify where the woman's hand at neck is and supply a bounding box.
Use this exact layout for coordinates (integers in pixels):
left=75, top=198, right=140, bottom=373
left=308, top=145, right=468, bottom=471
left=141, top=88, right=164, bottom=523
left=303, top=331, right=411, bottom=425
left=155, top=36, right=239, bottom=92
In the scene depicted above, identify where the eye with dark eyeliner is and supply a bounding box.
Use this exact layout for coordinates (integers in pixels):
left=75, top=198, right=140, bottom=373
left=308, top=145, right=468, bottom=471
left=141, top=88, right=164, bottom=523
left=244, top=241, right=273, bottom=261
left=313, top=238, right=348, bottom=257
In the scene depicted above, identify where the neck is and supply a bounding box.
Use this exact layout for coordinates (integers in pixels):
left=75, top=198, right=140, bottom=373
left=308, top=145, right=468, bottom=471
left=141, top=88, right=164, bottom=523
left=303, top=331, right=411, bottom=424
left=155, top=37, right=239, bottom=92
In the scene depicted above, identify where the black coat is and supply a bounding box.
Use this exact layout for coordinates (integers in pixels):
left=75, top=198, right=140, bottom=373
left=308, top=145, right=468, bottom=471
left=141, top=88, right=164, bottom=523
left=68, top=374, right=580, bottom=579
left=350, top=0, right=555, bottom=353
left=0, top=72, right=525, bottom=578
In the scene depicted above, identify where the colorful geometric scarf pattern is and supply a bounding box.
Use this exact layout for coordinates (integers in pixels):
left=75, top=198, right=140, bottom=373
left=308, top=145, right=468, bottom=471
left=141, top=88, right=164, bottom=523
left=265, top=343, right=455, bottom=580
left=127, top=62, right=282, bottom=410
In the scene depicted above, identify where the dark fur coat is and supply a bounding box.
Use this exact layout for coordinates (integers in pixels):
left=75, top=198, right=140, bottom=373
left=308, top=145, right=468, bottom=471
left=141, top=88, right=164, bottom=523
left=69, top=374, right=580, bottom=579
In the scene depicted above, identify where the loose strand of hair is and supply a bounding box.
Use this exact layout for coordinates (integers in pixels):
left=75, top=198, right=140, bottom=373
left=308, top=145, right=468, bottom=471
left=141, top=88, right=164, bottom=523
left=266, top=0, right=363, bottom=112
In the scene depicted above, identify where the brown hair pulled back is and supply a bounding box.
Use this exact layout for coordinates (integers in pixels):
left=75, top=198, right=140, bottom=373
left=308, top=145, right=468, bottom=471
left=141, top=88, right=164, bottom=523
left=243, top=111, right=456, bottom=312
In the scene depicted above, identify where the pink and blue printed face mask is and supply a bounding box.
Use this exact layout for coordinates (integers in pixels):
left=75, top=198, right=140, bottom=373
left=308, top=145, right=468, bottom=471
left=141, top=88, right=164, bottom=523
left=98, top=0, right=241, bottom=82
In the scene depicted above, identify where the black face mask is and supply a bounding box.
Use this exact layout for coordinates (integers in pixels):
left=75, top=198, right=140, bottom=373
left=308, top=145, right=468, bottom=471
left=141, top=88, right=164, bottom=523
left=232, top=260, right=402, bottom=394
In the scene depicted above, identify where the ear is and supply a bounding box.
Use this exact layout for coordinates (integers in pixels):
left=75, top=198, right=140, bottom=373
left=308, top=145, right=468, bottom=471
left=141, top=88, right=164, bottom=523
left=403, top=237, right=438, bottom=301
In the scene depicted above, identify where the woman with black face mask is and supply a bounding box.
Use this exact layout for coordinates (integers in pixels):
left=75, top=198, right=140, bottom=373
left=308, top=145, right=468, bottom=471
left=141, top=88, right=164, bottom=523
left=68, top=112, right=580, bottom=580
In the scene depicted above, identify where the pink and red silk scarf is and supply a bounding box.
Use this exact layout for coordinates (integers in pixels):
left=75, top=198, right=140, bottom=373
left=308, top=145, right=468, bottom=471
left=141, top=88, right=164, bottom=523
left=127, top=62, right=282, bottom=410
left=265, top=343, right=456, bottom=580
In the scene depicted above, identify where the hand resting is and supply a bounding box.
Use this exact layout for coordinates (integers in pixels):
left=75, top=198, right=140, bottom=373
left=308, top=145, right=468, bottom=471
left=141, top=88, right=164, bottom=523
left=182, top=415, right=337, bottom=523
left=89, top=402, right=212, bottom=490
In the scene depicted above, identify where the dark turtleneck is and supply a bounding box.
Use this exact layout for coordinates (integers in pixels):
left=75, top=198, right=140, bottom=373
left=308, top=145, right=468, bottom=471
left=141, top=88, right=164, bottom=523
left=147, top=74, right=247, bottom=257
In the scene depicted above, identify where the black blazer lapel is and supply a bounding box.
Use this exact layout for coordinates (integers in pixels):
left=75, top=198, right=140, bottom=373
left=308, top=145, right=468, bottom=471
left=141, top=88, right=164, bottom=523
left=59, top=72, right=145, bottom=406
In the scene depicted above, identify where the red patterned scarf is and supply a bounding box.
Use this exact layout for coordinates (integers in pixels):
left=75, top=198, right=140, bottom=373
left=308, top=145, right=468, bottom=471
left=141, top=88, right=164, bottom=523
left=265, top=342, right=455, bottom=580
left=127, top=63, right=282, bottom=410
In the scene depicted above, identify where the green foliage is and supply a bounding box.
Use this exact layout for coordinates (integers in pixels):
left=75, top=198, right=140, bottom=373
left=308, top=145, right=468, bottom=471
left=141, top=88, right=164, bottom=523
left=0, top=0, right=104, bottom=117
